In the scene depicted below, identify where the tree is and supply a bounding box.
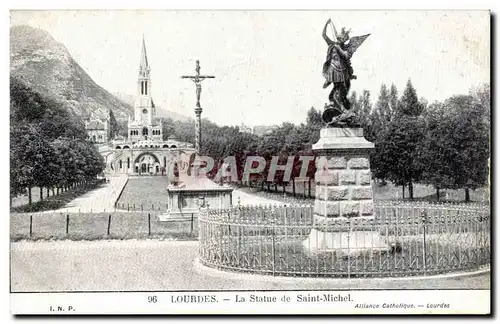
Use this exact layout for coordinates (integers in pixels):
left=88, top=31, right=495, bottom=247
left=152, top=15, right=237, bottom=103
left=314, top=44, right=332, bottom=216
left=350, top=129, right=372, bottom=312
left=377, top=115, right=426, bottom=199
left=370, top=85, right=392, bottom=183
left=10, top=78, right=105, bottom=205
left=372, top=80, right=426, bottom=199
left=359, top=90, right=372, bottom=128
left=109, top=109, right=119, bottom=139
left=349, top=91, right=361, bottom=115
left=417, top=102, right=455, bottom=200
left=444, top=95, right=489, bottom=201
left=389, top=84, right=398, bottom=114
left=10, top=77, right=46, bottom=122
left=369, top=84, right=391, bottom=141
left=304, top=107, right=322, bottom=147
left=418, top=93, right=489, bottom=202
left=10, top=124, right=52, bottom=204
left=306, top=107, right=322, bottom=127
left=398, top=79, right=424, bottom=116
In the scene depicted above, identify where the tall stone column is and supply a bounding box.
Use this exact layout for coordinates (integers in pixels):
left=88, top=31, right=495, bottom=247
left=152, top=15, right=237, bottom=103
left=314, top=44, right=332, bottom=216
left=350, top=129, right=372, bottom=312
left=194, top=107, right=202, bottom=154
left=303, top=127, right=388, bottom=255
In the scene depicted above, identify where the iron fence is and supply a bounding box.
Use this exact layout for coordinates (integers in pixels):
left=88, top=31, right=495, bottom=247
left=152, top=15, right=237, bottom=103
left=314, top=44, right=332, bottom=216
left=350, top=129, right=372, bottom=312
left=198, top=203, right=490, bottom=278
left=114, top=202, right=168, bottom=212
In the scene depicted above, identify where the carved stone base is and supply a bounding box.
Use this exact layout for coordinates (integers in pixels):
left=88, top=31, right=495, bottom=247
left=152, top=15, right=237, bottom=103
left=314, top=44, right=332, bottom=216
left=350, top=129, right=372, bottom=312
left=313, top=127, right=374, bottom=151
left=303, top=229, right=389, bottom=256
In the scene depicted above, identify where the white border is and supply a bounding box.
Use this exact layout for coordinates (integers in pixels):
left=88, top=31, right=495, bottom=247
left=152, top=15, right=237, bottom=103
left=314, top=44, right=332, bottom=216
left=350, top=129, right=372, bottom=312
left=3, top=0, right=497, bottom=321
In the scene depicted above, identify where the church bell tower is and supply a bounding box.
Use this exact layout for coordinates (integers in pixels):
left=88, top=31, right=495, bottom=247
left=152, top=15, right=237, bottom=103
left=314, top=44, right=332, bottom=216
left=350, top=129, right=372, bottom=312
left=128, top=35, right=162, bottom=142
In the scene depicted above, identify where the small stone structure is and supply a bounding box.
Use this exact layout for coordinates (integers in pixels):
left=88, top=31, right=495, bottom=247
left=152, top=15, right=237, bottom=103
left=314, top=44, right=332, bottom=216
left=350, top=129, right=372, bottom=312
left=159, top=174, right=233, bottom=221
left=303, top=127, right=388, bottom=254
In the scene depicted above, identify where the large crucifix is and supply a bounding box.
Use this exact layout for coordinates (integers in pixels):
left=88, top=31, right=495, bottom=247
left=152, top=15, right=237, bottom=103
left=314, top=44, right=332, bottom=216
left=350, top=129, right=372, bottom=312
left=181, top=60, right=215, bottom=155
left=181, top=60, right=215, bottom=108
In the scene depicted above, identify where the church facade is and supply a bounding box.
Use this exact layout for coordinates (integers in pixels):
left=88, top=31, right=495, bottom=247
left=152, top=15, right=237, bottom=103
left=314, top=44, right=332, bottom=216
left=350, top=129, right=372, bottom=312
left=92, top=37, right=195, bottom=175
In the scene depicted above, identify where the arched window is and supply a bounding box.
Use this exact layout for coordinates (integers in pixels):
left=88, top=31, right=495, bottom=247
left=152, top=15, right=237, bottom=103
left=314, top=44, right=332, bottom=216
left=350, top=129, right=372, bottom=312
left=115, top=146, right=121, bottom=149
left=127, top=157, right=130, bottom=169
left=123, top=145, right=130, bottom=149
left=163, top=156, right=166, bottom=166
left=142, top=127, right=148, bottom=136
left=119, top=160, right=122, bottom=169
left=145, top=81, right=148, bottom=95
left=170, top=145, right=177, bottom=149
left=163, top=144, right=169, bottom=148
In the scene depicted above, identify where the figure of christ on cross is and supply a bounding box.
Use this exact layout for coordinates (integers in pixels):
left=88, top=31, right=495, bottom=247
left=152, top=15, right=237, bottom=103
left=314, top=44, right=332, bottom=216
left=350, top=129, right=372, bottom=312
left=181, top=60, right=215, bottom=108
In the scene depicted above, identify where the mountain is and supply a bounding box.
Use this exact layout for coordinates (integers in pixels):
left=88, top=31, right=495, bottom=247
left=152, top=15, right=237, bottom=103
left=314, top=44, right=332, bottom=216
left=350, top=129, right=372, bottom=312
left=113, top=92, right=191, bottom=122
left=10, top=25, right=133, bottom=121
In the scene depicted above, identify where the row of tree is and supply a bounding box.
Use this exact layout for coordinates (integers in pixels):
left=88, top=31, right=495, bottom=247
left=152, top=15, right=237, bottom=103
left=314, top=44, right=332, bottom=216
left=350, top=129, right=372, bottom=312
left=10, top=77, right=105, bottom=205
left=11, top=75, right=487, bottom=204
left=367, top=80, right=489, bottom=201
left=157, top=80, right=490, bottom=201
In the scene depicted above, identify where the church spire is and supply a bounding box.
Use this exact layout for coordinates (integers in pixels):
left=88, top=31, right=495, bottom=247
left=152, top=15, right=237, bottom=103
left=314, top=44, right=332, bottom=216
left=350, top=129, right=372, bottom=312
left=139, top=34, right=149, bottom=73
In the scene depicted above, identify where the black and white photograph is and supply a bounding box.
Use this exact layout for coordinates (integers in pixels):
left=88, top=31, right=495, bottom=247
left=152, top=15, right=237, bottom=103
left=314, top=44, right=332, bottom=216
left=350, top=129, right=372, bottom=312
left=8, top=9, right=491, bottom=315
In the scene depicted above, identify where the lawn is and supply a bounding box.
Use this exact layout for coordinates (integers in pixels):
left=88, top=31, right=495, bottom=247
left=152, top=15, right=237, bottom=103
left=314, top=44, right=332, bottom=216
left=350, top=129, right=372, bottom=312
left=115, top=176, right=171, bottom=211
left=10, top=211, right=198, bottom=241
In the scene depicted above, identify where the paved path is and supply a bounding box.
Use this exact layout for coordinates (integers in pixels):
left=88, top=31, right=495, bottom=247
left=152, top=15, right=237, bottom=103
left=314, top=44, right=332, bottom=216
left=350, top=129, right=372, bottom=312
left=10, top=240, right=490, bottom=292
left=232, top=189, right=283, bottom=206
left=47, top=176, right=128, bottom=213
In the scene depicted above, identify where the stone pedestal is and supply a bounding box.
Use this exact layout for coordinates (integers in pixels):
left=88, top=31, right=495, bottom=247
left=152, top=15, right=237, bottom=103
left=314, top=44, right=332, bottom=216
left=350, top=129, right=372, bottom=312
left=303, top=127, right=388, bottom=255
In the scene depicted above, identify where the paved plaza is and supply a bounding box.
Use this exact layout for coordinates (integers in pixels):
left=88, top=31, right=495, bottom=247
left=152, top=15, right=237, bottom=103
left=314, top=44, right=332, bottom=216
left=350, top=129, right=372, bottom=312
left=10, top=240, right=490, bottom=292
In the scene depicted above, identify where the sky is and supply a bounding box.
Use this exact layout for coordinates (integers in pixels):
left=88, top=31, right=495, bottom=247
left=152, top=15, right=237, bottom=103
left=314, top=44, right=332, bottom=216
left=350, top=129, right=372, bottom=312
left=10, top=10, right=490, bottom=126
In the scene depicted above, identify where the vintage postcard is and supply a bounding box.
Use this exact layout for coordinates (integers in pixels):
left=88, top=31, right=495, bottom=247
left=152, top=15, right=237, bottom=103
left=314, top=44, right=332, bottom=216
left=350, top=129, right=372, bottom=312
left=9, top=9, right=491, bottom=315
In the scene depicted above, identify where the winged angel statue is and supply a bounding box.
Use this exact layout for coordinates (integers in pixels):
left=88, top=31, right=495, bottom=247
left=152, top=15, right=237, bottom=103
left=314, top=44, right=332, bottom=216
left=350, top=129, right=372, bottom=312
left=321, top=19, right=370, bottom=127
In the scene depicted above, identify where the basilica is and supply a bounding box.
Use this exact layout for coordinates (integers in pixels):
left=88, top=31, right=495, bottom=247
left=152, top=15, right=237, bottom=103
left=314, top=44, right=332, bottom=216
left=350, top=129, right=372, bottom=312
left=91, top=37, right=195, bottom=175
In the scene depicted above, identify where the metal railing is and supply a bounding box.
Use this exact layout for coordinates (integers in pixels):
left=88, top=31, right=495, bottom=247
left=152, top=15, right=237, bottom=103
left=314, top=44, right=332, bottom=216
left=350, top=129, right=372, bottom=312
left=198, top=202, right=490, bottom=278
